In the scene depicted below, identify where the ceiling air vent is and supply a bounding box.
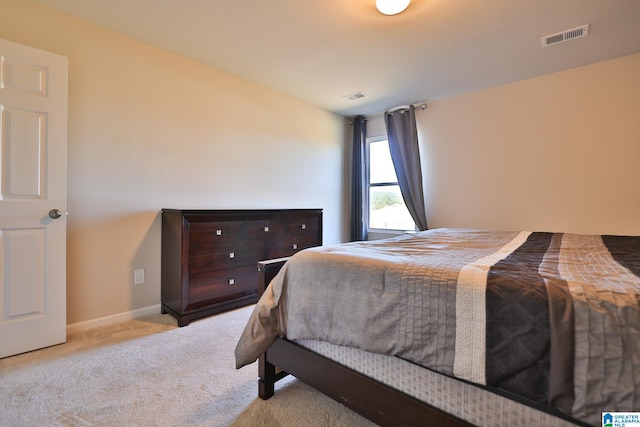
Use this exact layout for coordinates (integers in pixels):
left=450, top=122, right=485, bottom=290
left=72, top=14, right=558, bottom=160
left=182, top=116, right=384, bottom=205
left=541, top=24, right=589, bottom=47
left=342, top=92, right=366, bottom=101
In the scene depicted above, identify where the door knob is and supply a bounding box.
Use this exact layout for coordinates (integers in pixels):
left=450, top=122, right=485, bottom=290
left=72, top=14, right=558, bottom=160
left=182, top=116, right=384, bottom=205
left=49, top=209, right=64, bottom=219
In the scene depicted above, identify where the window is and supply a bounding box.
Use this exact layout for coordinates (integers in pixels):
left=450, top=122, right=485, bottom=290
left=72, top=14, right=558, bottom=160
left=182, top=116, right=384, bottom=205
left=367, top=138, right=416, bottom=231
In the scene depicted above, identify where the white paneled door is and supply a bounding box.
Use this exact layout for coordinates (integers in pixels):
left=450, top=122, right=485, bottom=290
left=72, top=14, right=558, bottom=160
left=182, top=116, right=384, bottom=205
left=0, top=38, right=68, bottom=358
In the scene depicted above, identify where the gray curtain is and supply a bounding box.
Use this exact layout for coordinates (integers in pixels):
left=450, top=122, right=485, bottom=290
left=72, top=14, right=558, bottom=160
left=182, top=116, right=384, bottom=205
left=384, top=105, right=428, bottom=231
left=350, top=116, right=368, bottom=241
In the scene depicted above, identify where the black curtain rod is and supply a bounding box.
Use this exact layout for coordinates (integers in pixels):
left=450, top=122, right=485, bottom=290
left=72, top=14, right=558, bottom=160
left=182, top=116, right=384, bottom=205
left=348, top=102, right=426, bottom=124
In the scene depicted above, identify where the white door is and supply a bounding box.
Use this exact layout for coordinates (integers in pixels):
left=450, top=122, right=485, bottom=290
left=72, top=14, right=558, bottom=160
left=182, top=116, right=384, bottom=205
left=0, top=38, right=68, bottom=358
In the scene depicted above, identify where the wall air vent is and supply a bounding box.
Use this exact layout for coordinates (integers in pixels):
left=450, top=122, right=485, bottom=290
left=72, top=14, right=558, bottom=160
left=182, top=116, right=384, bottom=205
left=342, top=92, right=366, bottom=101
left=541, top=24, right=589, bottom=47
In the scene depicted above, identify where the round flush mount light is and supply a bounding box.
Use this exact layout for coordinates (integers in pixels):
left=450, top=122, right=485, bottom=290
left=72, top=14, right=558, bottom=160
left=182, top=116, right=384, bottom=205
left=376, top=0, right=411, bottom=15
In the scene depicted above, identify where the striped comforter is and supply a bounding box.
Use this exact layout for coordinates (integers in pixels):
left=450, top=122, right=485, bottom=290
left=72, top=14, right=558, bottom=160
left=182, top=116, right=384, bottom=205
left=234, top=228, right=640, bottom=426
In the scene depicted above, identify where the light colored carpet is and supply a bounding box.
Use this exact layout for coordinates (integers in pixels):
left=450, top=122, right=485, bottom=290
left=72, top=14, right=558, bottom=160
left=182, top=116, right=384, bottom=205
left=0, top=305, right=376, bottom=427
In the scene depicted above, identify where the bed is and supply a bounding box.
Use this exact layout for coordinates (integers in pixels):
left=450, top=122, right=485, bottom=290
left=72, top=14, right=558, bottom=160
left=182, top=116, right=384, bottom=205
left=234, top=228, right=640, bottom=426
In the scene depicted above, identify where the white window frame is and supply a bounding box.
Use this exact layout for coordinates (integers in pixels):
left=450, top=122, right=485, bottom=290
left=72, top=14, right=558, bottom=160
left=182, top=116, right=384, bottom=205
left=366, top=136, right=416, bottom=238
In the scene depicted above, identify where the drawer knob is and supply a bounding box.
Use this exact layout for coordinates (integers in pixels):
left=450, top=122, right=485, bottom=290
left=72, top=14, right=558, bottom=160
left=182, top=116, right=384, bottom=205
left=229, top=252, right=235, bottom=258
left=292, top=244, right=298, bottom=250
left=301, top=224, right=306, bottom=230
left=216, top=230, right=222, bottom=236
left=264, top=226, right=269, bottom=232
left=228, top=279, right=235, bottom=285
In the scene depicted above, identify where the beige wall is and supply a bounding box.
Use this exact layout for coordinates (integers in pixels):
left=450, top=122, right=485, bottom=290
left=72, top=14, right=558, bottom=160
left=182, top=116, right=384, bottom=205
left=1, top=0, right=346, bottom=325
left=418, top=53, right=640, bottom=235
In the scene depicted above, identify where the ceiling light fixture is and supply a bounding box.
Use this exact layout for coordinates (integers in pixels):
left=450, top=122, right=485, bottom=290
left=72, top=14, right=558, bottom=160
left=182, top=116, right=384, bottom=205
left=376, top=0, right=411, bottom=15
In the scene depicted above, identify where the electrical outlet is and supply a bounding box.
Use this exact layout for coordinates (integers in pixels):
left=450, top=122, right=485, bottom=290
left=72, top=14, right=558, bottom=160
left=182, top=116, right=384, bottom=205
left=134, top=269, right=145, bottom=285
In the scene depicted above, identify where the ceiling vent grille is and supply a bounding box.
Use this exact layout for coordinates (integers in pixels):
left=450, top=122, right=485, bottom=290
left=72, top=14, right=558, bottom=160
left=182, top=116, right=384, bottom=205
left=541, top=24, right=590, bottom=47
left=342, top=92, right=366, bottom=101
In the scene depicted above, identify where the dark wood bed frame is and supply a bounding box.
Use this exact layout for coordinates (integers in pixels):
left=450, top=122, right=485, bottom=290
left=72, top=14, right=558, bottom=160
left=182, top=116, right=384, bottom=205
left=256, top=258, right=473, bottom=427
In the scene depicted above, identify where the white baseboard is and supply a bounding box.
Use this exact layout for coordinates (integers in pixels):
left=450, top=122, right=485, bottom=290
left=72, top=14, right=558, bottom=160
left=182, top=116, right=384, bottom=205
left=66, top=304, right=162, bottom=335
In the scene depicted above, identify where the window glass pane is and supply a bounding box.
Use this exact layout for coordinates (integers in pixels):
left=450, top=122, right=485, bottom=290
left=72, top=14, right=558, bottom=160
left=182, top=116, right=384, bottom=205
left=370, top=140, right=397, bottom=184
left=369, top=186, right=415, bottom=231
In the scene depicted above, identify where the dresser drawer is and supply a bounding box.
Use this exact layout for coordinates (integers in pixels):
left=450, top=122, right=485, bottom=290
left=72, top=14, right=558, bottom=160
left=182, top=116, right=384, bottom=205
left=265, top=236, right=317, bottom=258
left=265, top=246, right=295, bottom=259
left=189, top=244, right=265, bottom=273
left=190, top=238, right=265, bottom=257
left=186, top=266, right=258, bottom=309
left=285, top=212, right=321, bottom=235
left=188, top=221, right=245, bottom=256
left=244, top=217, right=285, bottom=239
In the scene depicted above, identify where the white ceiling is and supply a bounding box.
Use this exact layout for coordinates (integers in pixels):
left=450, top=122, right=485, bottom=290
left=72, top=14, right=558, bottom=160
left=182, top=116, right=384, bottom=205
left=35, top=0, right=640, bottom=117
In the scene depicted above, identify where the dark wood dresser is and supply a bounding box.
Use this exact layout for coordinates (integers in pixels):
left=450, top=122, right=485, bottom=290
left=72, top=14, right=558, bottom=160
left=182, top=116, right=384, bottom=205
left=161, top=209, right=322, bottom=326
